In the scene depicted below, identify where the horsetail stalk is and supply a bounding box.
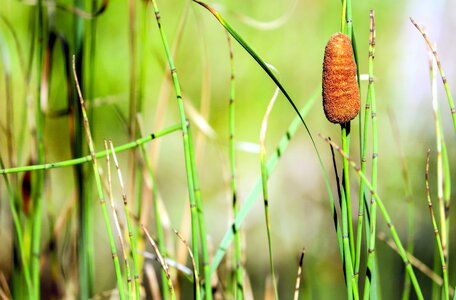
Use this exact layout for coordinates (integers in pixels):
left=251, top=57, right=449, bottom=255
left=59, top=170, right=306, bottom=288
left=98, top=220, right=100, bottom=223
left=0, top=124, right=181, bottom=175
left=425, top=151, right=449, bottom=300
left=410, top=18, right=456, bottom=132
left=31, top=0, right=46, bottom=297
left=109, top=141, right=141, bottom=299
left=320, top=134, right=424, bottom=300
left=187, top=124, right=212, bottom=300
left=428, top=49, right=451, bottom=300
left=1, top=165, right=33, bottom=299
left=226, top=31, right=243, bottom=299
left=105, top=141, right=133, bottom=299
left=73, top=55, right=126, bottom=300
left=363, top=11, right=380, bottom=300
left=355, top=10, right=375, bottom=286
left=149, top=1, right=211, bottom=297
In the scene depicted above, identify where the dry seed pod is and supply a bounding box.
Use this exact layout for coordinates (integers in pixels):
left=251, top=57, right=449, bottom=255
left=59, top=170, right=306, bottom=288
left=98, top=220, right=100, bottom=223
left=322, top=32, right=360, bottom=124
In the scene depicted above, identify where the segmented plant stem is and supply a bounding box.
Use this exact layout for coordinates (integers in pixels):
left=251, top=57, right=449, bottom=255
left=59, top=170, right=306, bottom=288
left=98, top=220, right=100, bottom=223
left=187, top=125, right=212, bottom=299
left=321, top=135, right=424, bottom=300
left=149, top=1, right=211, bottom=297
left=31, top=0, right=45, bottom=297
left=354, top=8, right=375, bottom=287
left=410, top=18, right=456, bottom=132
left=293, top=249, right=305, bottom=300
left=105, top=142, right=133, bottom=299
left=0, top=124, right=181, bottom=175
left=226, top=32, right=243, bottom=299
left=0, top=165, right=33, bottom=299
left=425, top=152, right=449, bottom=300
left=428, top=52, right=450, bottom=300
left=109, top=141, right=141, bottom=299
left=341, top=124, right=355, bottom=259
left=73, top=56, right=126, bottom=300
left=364, top=11, right=379, bottom=300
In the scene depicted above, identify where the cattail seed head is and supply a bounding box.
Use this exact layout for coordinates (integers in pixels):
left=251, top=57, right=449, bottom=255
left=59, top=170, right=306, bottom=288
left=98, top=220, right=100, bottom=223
left=322, top=32, right=360, bottom=124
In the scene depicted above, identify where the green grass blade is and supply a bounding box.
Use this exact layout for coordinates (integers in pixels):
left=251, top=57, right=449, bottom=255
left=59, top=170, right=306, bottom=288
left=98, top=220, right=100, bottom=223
left=259, top=88, right=280, bottom=299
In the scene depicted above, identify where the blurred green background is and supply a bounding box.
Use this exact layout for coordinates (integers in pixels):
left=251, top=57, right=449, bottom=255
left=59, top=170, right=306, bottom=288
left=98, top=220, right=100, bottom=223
left=0, top=0, right=455, bottom=298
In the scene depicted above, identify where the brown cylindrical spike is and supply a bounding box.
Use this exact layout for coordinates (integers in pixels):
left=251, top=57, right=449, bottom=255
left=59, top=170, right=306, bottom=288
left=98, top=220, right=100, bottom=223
left=322, top=32, right=360, bottom=124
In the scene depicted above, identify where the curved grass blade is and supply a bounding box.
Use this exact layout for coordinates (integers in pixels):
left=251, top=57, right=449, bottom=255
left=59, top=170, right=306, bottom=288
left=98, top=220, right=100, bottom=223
left=193, top=0, right=313, bottom=139
left=259, top=88, right=280, bottom=299
left=193, top=0, right=338, bottom=275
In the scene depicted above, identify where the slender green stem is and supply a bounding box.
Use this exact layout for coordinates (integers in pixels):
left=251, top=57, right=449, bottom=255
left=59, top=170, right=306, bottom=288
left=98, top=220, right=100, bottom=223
left=364, top=11, right=379, bottom=300
left=109, top=141, right=141, bottom=300
left=341, top=124, right=355, bottom=260
left=350, top=0, right=365, bottom=288
left=73, top=56, right=126, bottom=300
left=340, top=0, right=346, bottom=34
left=428, top=53, right=450, bottom=300
left=425, top=152, right=449, bottom=300
left=339, top=184, right=357, bottom=300
left=0, top=124, right=180, bottom=175
left=188, top=125, right=211, bottom=300
left=31, top=0, right=45, bottom=297
left=410, top=18, right=456, bottom=132
left=321, top=135, right=424, bottom=300
left=226, top=32, right=243, bottom=299
left=149, top=1, right=209, bottom=297
left=340, top=5, right=355, bottom=293
left=260, top=88, right=280, bottom=300
left=346, top=0, right=353, bottom=38
left=105, top=142, right=133, bottom=299
left=0, top=163, right=33, bottom=299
